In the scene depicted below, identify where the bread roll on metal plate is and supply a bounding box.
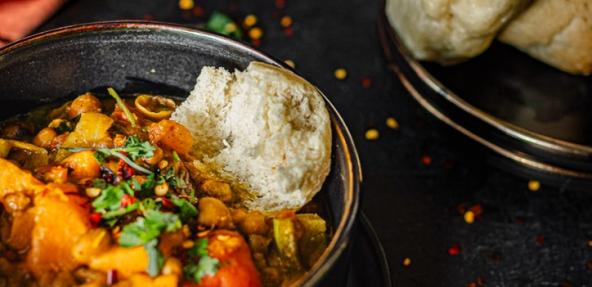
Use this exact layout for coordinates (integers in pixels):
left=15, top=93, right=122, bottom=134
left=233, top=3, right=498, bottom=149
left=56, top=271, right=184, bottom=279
left=499, top=0, right=592, bottom=75
left=172, top=62, right=331, bottom=212
left=385, top=0, right=530, bottom=63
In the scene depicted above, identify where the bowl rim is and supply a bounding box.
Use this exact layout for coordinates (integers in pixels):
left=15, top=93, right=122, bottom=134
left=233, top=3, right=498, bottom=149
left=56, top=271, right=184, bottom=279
left=0, top=20, right=363, bottom=286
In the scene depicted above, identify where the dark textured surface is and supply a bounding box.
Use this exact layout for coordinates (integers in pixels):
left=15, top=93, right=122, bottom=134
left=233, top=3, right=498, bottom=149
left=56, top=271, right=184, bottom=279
left=32, top=0, right=592, bottom=286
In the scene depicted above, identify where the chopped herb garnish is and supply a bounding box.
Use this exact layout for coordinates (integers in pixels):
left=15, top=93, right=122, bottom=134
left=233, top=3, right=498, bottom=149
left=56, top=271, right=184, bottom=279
left=145, top=239, right=164, bottom=277
left=162, top=168, right=187, bottom=189
left=96, top=149, right=153, bottom=175
left=184, top=238, right=220, bottom=283
left=118, top=209, right=181, bottom=247
left=206, top=11, right=243, bottom=39
left=107, top=87, right=137, bottom=127
left=172, top=151, right=181, bottom=162
left=172, top=196, right=198, bottom=221
left=92, top=183, right=127, bottom=212
left=122, top=135, right=155, bottom=161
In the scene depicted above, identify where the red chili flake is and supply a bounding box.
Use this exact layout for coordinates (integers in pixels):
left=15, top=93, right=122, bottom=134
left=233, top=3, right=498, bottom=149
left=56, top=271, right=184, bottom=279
left=251, top=39, right=261, bottom=47
left=120, top=194, right=136, bottom=208
left=467, top=277, right=485, bottom=287
left=421, top=155, right=432, bottom=166
left=143, top=14, right=154, bottom=20
left=469, top=204, right=483, bottom=217
left=89, top=212, right=102, bottom=226
left=106, top=269, right=118, bottom=285
left=586, top=260, right=592, bottom=271
left=161, top=197, right=174, bottom=209
left=192, top=6, right=205, bottom=17
left=275, top=0, right=286, bottom=9
left=448, top=243, right=461, bottom=256
left=117, top=160, right=135, bottom=180
left=282, top=27, right=294, bottom=37
left=361, top=77, right=372, bottom=88
left=535, top=234, right=545, bottom=246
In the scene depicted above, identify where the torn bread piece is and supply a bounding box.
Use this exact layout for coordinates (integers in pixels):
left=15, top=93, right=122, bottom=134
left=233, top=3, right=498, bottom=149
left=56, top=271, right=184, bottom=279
left=172, top=62, right=331, bottom=212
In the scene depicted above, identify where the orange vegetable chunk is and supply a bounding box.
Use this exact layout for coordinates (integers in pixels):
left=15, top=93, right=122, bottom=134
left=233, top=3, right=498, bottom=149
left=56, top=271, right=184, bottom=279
left=26, top=194, right=90, bottom=277
left=148, top=119, right=193, bottom=155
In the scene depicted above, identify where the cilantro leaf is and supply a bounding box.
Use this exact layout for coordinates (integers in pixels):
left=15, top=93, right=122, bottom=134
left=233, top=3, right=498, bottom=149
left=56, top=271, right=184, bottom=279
left=184, top=238, right=219, bottom=283
left=118, top=209, right=181, bottom=247
left=92, top=184, right=125, bottom=212
left=172, top=196, right=198, bottom=221
left=123, top=136, right=155, bottom=161
left=145, top=239, right=164, bottom=277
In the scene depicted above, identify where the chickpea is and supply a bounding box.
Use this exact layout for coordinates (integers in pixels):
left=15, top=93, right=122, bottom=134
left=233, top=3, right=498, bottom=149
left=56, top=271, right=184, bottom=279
left=67, top=93, right=102, bottom=119
left=200, top=180, right=233, bottom=202
left=154, top=182, right=169, bottom=196
left=197, top=197, right=233, bottom=228
left=33, top=128, right=57, bottom=148
left=240, top=211, right=269, bottom=235
left=231, top=208, right=248, bottom=224
left=161, top=258, right=182, bottom=276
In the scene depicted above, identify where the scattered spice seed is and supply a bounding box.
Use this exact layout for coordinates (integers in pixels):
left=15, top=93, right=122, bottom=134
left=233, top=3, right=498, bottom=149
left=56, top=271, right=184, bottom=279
left=178, top=0, right=194, bottom=10
left=249, top=27, right=263, bottom=40
left=586, top=260, right=592, bottom=271
left=251, top=39, right=261, bottom=47
left=282, top=27, right=294, bottom=37
left=587, top=240, right=592, bottom=248
left=365, top=129, right=379, bottom=141
left=402, top=257, right=411, bottom=267
left=182, top=240, right=195, bottom=249
left=192, top=6, right=205, bottom=17
left=280, top=16, right=293, bottom=27
left=284, top=59, right=296, bottom=69
left=448, top=243, right=461, bottom=256
left=361, top=77, right=372, bottom=88
left=386, top=117, right=399, bottom=129
left=421, top=155, right=432, bottom=166
left=225, top=22, right=238, bottom=34
left=535, top=234, right=545, bottom=246
left=464, top=210, right=475, bottom=224
left=244, top=14, right=258, bottom=27
left=334, top=68, right=347, bottom=80
left=469, top=203, right=483, bottom=217
left=275, top=0, right=286, bottom=9
left=143, top=14, right=154, bottom=21
left=528, top=180, right=540, bottom=191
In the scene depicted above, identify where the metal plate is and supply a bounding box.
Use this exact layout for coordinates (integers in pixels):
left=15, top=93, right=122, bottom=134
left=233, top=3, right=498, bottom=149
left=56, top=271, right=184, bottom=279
left=378, top=7, right=592, bottom=188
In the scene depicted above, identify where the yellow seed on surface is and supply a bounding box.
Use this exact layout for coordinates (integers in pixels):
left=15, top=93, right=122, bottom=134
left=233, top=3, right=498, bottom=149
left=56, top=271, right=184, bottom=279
left=249, top=27, right=263, bottom=40
left=365, top=129, right=379, bottom=141
left=178, top=0, right=194, bottom=10
left=386, top=117, right=399, bottom=129
left=464, top=210, right=475, bottom=224
left=528, top=180, right=540, bottom=192
left=182, top=225, right=191, bottom=237
left=224, top=22, right=238, bottom=33
left=284, top=59, right=296, bottom=68
left=182, top=240, right=195, bottom=249
left=402, top=257, right=411, bottom=267
left=155, top=182, right=169, bottom=196
left=280, top=16, right=293, bottom=27
left=85, top=187, right=101, bottom=198
left=334, top=68, right=347, bottom=80
left=243, top=14, right=258, bottom=27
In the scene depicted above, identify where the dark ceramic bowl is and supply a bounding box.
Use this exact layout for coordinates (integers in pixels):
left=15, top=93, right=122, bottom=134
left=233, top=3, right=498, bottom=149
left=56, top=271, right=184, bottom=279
left=0, top=21, right=361, bottom=286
